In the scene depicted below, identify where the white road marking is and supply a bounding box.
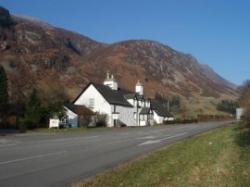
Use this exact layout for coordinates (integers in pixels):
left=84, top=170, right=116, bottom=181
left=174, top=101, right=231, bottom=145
left=0, top=143, right=17, bottom=148
left=0, top=151, right=67, bottom=165
left=49, top=135, right=99, bottom=143
left=24, top=135, right=100, bottom=146
left=0, top=139, right=20, bottom=148
left=138, top=140, right=161, bottom=145
left=136, top=136, right=155, bottom=140
left=138, top=132, right=187, bottom=146
left=159, top=132, right=187, bottom=141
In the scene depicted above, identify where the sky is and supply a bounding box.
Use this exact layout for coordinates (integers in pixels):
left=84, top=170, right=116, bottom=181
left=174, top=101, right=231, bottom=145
left=1, top=0, right=249, bottom=85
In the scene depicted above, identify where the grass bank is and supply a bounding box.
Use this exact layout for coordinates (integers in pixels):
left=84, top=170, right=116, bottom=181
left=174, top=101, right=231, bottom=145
left=74, top=124, right=250, bottom=187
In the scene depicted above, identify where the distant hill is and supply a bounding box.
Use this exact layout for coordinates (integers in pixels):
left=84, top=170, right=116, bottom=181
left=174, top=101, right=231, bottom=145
left=0, top=7, right=238, bottom=115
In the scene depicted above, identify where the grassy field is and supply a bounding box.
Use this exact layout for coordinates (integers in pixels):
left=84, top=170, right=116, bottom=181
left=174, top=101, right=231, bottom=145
left=74, top=124, right=250, bottom=187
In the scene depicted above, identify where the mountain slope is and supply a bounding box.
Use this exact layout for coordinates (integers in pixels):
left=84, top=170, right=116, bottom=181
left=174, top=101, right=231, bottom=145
left=0, top=7, right=237, bottom=115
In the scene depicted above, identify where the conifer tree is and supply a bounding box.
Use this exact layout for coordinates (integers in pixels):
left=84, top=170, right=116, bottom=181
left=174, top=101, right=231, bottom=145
left=0, top=65, right=8, bottom=116
left=24, top=89, right=42, bottom=128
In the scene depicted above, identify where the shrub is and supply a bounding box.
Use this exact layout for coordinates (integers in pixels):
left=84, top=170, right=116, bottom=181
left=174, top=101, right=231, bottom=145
left=18, top=121, right=27, bottom=133
left=79, top=115, right=93, bottom=127
left=95, top=114, right=107, bottom=127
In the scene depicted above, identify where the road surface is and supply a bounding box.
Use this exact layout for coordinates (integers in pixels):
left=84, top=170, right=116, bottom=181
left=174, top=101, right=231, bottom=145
left=0, top=121, right=234, bottom=187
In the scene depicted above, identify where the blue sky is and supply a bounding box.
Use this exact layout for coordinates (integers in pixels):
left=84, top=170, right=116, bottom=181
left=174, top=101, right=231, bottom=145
left=1, top=0, right=249, bottom=85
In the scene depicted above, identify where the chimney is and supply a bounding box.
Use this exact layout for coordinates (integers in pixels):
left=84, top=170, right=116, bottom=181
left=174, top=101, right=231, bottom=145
left=103, top=71, right=118, bottom=90
left=135, top=80, right=143, bottom=95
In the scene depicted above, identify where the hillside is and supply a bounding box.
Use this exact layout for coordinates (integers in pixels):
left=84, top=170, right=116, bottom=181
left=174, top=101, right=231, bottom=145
left=0, top=7, right=237, bottom=115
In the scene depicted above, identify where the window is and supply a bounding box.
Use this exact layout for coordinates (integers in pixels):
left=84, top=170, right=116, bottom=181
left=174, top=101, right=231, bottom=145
left=89, top=98, right=94, bottom=109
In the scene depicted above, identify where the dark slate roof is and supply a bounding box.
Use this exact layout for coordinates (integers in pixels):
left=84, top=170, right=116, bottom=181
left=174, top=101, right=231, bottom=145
left=140, top=107, right=152, bottom=114
left=123, top=93, right=135, bottom=99
left=73, top=83, right=133, bottom=107
left=123, top=92, right=150, bottom=101
left=93, top=83, right=133, bottom=107
left=151, top=100, right=173, bottom=117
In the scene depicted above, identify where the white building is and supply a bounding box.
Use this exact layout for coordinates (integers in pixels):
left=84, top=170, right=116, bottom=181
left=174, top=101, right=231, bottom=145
left=65, top=72, right=173, bottom=127
left=71, top=73, right=135, bottom=127
left=151, top=100, right=174, bottom=124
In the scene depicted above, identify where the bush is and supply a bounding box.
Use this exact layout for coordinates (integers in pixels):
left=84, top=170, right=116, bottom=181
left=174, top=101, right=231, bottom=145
left=18, top=121, right=27, bottom=133
left=95, top=114, right=107, bottom=127
left=79, top=115, right=92, bottom=127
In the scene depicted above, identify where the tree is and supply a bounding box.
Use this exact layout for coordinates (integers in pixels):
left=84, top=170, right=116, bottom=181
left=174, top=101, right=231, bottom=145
left=217, top=100, right=239, bottom=115
left=0, top=65, right=8, bottom=125
left=41, top=101, right=66, bottom=127
left=239, top=80, right=250, bottom=127
left=154, top=92, right=181, bottom=113
left=23, top=89, right=43, bottom=129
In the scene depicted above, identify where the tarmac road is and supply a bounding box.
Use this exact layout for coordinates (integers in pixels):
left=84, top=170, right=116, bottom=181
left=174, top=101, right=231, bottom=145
left=0, top=121, right=234, bottom=187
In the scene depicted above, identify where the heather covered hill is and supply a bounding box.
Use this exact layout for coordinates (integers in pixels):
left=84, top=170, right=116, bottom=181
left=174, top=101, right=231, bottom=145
left=0, top=7, right=237, bottom=115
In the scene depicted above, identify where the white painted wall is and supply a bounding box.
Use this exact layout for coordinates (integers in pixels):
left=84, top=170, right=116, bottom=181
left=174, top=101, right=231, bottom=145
left=127, top=99, right=134, bottom=106
left=139, top=116, right=147, bottom=126
left=64, top=107, right=78, bottom=128
left=74, top=84, right=113, bottom=127
left=114, top=105, right=135, bottom=126
left=139, top=114, right=154, bottom=126
left=145, top=101, right=150, bottom=108
left=153, top=111, right=164, bottom=124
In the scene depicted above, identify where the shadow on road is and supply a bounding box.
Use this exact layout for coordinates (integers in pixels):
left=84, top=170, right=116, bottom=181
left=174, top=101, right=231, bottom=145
left=0, top=129, right=20, bottom=136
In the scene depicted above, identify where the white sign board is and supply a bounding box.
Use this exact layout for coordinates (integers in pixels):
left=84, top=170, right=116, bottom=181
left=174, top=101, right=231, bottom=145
left=236, top=108, right=244, bottom=121
left=49, top=119, right=60, bottom=128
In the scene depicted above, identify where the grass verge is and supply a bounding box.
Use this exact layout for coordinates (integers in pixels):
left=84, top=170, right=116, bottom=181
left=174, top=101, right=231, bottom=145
left=28, top=127, right=108, bottom=133
left=73, top=124, right=250, bottom=187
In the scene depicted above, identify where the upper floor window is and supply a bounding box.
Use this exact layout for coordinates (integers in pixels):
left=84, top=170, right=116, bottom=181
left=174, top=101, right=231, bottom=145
left=89, top=98, right=94, bottom=109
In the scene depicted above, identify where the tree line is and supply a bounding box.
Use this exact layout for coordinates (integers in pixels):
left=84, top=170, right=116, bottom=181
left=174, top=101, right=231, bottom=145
left=154, top=92, right=181, bottom=113
left=0, top=65, right=65, bottom=130
left=216, top=100, right=239, bottom=115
